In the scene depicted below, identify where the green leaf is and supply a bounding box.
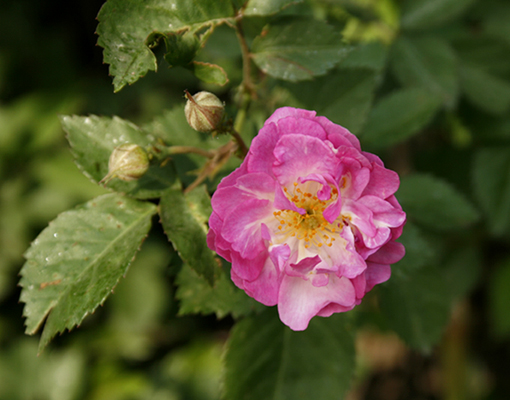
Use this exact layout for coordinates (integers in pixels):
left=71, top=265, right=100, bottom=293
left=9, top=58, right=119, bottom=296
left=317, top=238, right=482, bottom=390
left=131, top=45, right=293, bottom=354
left=380, top=238, right=479, bottom=350
left=390, top=35, right=458, bottom=108
left=489, top=257, right=510, bottom=337
left=163, top=31, right=201, bottom=67
left=61, top=115, right=178, bottom=199
left=338, top=41, right=388, bottom=71
left=243, top=0, right=303, bottom=16
left=0, top=340, right=86, bottom=400
left=19, top=194, right=157, bottom=352
left=96, top=0, right=235, bottom=92
left=400, top=0, right=475, bottom=31
left=453, top=35, right=510, bottom=78
left=162, top=30, right=229, bottom=85
left=223, top=308, right=355, bottom=400
left=397, top=174, right=480, bottom=231
left=441, top=245, right=480, bottom=301
left=379, top=263, right=452, bottom=350
left=282, top=68, right=378, bottom=134
left=392, top=222, right=439, bottom=274
left=460, top=64, right=510, bottom=115
left=251, top=18, right=350, bottom=81
left=480, top=2, right=510, bottom=46
left=188, top=61, right=229, bottom=85
left=361, top=87, right=442, bottom=149
left=176, top=263, right=261, bottom=319
left=160, top=185, right=217, bottom=285
left=105, top=239, right=174, bottom=359
left=473, top=147, right=510, bottom=236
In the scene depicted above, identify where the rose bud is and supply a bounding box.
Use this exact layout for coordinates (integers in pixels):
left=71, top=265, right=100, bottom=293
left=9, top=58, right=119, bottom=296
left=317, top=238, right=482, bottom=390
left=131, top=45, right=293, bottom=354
left=102, top=143, right=149, bottom=183
left=184, top=90, right=224, bottom=132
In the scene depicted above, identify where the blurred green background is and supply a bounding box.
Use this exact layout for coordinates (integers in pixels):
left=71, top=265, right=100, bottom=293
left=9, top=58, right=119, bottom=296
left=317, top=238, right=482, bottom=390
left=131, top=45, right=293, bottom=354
left=2, top=0, right=510, bottom=399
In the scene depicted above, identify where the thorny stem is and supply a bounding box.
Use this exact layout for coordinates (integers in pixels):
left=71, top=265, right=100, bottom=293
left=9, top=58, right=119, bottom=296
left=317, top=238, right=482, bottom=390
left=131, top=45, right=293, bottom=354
left=179, top=10, right=254, bottom=193
left=235, top=11, right=256, bottom=99
left=231, top=92, right=250, bottom=159
left=230, top=129, right=248, bottom=158
left=184, top=141, right=237, bottom=194
left=164, top=145, right=214, bottom=159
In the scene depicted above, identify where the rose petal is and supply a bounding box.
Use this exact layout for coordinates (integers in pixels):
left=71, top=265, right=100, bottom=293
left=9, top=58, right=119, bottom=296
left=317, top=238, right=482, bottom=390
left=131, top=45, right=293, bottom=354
left=367, top=241, right=405, bottom=265
left=242, top=256, right=282, bottom=306
left=315, top=115, right=361, bottom=150
left=264, top=107, right=317, bottom=126
left=278, top=274, right=356, bottom=331
left=365, top=262, right=392, bottom=292
left=362, top=162, right=400, bottom=198
left=222, top=198, right=273, bottom=258
left=273, top=134, right=339, bottom=186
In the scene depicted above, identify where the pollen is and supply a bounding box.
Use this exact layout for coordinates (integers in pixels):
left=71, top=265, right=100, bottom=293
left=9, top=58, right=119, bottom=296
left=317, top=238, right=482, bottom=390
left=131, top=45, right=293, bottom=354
left=272, top=181, right=341, bottom=249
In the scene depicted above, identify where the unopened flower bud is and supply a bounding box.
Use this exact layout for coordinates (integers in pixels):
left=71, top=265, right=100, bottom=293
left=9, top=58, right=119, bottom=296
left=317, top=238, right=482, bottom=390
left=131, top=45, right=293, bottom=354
left=185, top=90, right=224, bottom=132
left=102, top=144, right=149, bottom=184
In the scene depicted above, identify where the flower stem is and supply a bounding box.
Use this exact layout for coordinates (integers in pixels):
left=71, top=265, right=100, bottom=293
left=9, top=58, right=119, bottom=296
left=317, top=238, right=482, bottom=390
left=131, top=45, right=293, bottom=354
left=184, top=141, right=237, bottom=194
left=235, top=11, right=256, bottom=99
left=163, top=145, right=215, bottom=158
left=230, top=128, right=249, bottom=159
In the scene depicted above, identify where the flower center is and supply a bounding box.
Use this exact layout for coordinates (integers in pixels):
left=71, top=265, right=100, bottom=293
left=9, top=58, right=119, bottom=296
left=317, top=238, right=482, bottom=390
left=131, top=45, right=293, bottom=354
left=273, top=182, right=341, bottom=249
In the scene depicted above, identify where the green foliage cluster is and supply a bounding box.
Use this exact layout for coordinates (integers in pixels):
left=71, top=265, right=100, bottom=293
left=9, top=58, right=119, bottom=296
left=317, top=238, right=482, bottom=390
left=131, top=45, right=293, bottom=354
left=1, top=0, right=510, bottom=398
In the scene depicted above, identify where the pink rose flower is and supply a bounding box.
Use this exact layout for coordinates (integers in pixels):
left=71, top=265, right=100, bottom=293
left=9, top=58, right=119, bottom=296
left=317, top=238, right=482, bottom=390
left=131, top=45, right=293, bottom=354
left=207, top=107, right=406, bottom=330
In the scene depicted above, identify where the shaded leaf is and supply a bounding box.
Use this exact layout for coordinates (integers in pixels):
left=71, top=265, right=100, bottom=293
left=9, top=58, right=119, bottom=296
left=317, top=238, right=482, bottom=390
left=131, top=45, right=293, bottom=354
left=223, top=308, right=355, bottom=400
left=390, top=35, right=458, bottom=108
left=397, top=174, right=479, bottom=231
left=379, top=263, right=452, bottom=350
left=400, top=0, right=475, bottom=31
left=243, top=0, right=303, bottom=16
left=392, top=222, right=439, bottom=274
left=0, top=340, right=86, bottom=400
left=489, top=257, right=510, bottom=337
left=283, top=68, right=378, bottom=134
left=176, top=263, right=261, bottom=319
left=479, top=2, right=510, bottom=46
left=381, top=239, right=479, bottom=350
left=19, top=194, right=157, bottom=351
left=96, top=0, right=235, bottom=91
left=441, top=245, right=480, bottom=301
left=460, top=64, right=510, bottom=115
left=188, top=61, right=229, bottom=85
left=452, top=35, right=510, bottom=78
left=160, top=185, right=217, bottom=285
left=339, top=41, right=388, bottom=71
left=473, top=147, right=510, bottom=236
left=251, top=18, right=350, bottom=81
left=106, top=239, right=173, bottom=359
left=163, top=31, right=201, bottom=67
left=361, top=87, right=442, bottom=149
left=62, top=115, right=178, bottom=199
